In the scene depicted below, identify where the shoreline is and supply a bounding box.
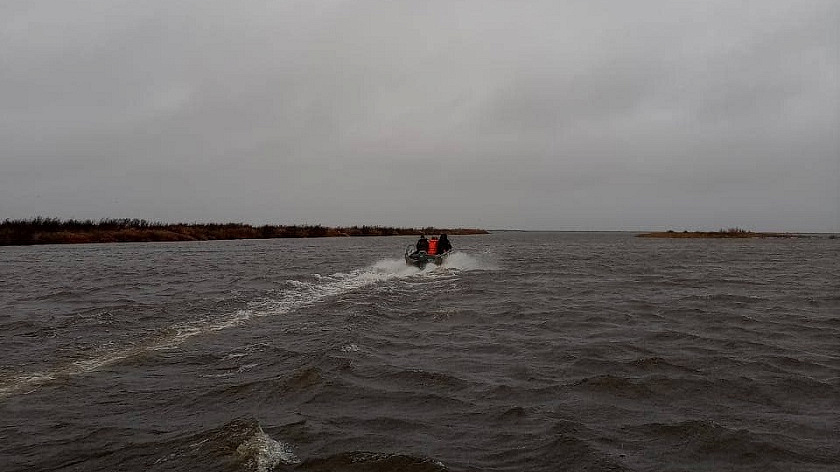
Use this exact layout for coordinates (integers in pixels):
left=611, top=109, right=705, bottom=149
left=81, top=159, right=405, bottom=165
left=636, top=230, right=807, bottom=239
left=0, top=218, right=488, bottom=246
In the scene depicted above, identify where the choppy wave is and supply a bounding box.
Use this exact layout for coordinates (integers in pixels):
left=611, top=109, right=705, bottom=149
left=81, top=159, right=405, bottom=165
left=235, top=424, right=300, bottom=472
left=2, top=233, right=837, bottom=471
left=0, top=253, right=496, bottom=398
left=149, top=419, right=299, bottom=472
left=297, top=451, right=448, bottom=472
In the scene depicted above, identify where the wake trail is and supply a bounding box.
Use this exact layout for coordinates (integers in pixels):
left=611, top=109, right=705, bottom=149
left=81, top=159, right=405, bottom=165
left=0, top=253, right=490, bottom=398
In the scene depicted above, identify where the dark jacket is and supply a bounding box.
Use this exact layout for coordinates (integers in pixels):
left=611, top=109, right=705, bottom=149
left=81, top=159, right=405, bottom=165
left=438, top=234, right=452, bottom=253
left=416, top=237, right=429, bottom=252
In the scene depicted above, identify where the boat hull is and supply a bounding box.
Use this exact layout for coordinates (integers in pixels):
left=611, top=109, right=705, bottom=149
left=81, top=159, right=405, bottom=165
left=405, top=250, right=448, bottom=268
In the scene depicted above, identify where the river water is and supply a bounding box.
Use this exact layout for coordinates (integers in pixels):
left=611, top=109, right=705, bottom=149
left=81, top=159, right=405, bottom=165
left=1, top=232, right=838, bottom=471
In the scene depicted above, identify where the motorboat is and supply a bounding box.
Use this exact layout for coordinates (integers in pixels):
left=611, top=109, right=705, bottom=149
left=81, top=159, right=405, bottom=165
left=405, top=244, right=450, bottom=268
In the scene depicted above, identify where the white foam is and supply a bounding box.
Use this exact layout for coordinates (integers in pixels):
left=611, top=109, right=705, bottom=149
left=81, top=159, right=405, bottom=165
left=236, top=426, right=300, bottom=471
left=340, top=343, right=360, bottom=352
left=441, top=251, right=499, bottom=271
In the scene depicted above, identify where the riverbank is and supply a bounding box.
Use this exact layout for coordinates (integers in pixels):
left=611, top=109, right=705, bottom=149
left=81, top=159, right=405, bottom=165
left=0, top=218, right=488, bottom=246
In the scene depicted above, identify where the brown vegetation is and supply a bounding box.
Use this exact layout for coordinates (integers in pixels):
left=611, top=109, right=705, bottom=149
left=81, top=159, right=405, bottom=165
left=637, top=228, right=800, bottom=239
left=0, top=218, right=488, bottom=246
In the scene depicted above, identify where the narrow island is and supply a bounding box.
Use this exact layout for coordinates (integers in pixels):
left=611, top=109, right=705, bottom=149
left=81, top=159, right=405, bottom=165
left=637, top=228, right=802, bottom=239
left=0, top=218, right=488, bottom=246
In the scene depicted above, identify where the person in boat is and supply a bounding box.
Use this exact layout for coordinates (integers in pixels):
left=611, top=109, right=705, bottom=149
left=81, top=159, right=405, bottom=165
left=438, top=234, right=452, bottom=254
left=415, top=234, right=429, bottom=253
left=428, top=236, right=439, bottom=255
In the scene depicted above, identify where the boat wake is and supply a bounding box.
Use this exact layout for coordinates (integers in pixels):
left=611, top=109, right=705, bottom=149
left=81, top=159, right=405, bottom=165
left=0, top=252, right=493, bottom=398
left=439, top=251, right=498, bottom=271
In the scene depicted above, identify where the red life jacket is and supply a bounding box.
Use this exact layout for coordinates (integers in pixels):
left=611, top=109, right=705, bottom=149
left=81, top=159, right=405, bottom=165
left=428, top=239, right=438, bottom=255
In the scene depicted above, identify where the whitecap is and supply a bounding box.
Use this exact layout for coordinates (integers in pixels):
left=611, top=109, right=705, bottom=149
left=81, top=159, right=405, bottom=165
left=236, top=426, right=300, bottom=471
left=341, top=343, right=360, bottom=352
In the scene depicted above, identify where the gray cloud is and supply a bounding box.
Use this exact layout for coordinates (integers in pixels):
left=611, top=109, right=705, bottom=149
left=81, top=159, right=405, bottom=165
left=1, top=0, right=837, bottom=231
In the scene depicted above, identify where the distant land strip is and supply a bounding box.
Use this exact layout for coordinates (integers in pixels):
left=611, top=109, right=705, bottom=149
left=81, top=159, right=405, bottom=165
left=0, top=218, right=488, bottom=246
left=637, top=228, right=808, bottom=239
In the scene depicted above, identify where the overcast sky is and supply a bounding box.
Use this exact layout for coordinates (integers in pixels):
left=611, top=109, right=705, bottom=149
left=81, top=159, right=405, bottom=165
left=1, top=1, right=837, bottom=231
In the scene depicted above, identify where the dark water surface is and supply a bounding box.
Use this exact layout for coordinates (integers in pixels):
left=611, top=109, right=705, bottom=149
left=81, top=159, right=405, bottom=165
left=1, top=232, right=838, bottom=471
